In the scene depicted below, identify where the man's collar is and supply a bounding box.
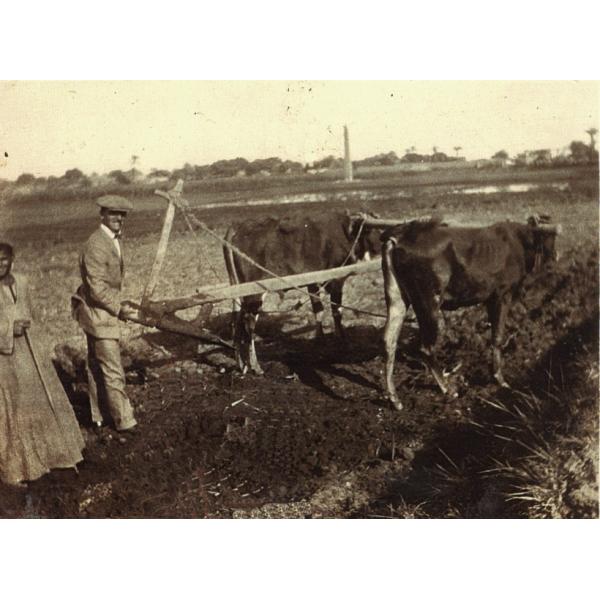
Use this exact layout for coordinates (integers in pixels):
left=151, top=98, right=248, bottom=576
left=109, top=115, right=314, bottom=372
left=100, top=224, right=122, bottom=240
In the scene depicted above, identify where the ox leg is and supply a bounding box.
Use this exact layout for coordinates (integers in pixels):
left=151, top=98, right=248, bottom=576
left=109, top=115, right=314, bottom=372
left=487, top=296, right=510, bottom=388
left=231, top=296, right=241, bottom=340
left=383, top=249, right=406, bottom=410
left=246, top=294, right=265, bottom=375
left=328, top=279, right=346, bottom=339
left=246, top=312, right=264, bottom=375
left=236, top=297, right=264, bottom=376
left=414, top=295, right=456, bottom=397
left=420, top=346, right=452, bottom=396
left=308, top=284, right=325, bottom=337
left=233, top=308, right=247, bottom=373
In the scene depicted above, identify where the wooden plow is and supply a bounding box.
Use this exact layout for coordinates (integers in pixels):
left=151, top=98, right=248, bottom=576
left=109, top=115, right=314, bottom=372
left=124, top=181, right=408, bottom=348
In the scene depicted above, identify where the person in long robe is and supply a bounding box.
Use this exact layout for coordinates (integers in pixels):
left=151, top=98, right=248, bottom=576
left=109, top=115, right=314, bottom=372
left=0, top=242, right=85, bottom=486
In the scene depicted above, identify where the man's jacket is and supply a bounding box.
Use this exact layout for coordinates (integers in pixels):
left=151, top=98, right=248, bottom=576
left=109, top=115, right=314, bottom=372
left=72, top=227, right=124, bottom=339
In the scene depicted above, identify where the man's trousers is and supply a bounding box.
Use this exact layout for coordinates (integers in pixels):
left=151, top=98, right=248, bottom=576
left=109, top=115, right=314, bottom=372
left=86, top=334, right=137, bottom=431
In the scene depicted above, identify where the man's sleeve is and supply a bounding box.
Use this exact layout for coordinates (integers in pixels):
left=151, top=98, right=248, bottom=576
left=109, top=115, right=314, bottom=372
left=82, top=242, right=121, bottom=316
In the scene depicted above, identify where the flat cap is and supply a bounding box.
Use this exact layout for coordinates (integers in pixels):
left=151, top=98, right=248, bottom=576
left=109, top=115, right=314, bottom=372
left=96, top=195, right=133, bottom=212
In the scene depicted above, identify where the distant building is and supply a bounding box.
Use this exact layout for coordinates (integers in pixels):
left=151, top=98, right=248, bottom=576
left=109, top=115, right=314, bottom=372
left=146, top=173, right=170, bottom=184
left=474, top=159, right=493, bottom=169
left=516, top=149, right=552, bottom=166
left=491, top=156, right=512, bottom=168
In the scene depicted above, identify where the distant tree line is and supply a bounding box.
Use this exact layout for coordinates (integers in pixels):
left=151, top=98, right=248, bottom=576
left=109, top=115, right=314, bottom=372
left=7, top=130, right=598, bottom=189
left=167, top=157, right=306, bottom=180
left=350, top=149, right=465, bottom=168
left=489, top=130, right=598, bottom=167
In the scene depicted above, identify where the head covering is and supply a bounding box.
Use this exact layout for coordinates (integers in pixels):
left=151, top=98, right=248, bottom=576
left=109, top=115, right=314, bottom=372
left=96, top=195, right=133, bottom=212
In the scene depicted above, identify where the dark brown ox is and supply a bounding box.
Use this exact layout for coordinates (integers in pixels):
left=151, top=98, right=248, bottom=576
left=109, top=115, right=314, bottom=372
left=381, top=216, right=561, bottom=409
left=223, top=212, right=380, bottom=374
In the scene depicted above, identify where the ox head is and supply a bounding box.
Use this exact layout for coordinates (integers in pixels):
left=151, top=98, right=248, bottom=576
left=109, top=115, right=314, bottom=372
left=526, top=215, right=562, bottom=270
left=346, top=211, right=382, bottom=261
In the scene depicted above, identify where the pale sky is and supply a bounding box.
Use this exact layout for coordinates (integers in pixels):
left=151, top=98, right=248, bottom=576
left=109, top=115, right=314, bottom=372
left=0, top=80, right=597, bottom=180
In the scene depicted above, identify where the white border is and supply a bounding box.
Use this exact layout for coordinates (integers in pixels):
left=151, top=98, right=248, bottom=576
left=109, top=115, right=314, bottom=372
left=1, top=1, right=598, bottom=598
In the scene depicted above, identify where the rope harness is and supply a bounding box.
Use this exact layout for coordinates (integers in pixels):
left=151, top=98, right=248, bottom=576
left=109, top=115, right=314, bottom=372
left=178, top=208, right=387, bottom=320
left=261, top=215, right=368, bottom=315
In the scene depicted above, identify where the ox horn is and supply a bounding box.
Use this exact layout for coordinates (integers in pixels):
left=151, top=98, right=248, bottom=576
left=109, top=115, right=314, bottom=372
left=535, top=223, right=562, bottom=234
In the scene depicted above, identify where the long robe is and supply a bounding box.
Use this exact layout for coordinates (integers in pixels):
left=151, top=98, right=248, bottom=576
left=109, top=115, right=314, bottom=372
left=0, top=273, right=84, bottom=485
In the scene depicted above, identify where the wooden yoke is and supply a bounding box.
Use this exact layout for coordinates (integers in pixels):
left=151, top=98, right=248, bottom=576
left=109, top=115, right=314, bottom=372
left=140, top=179, right=187, bottom=308
left=360, top=214, right=436, bottom=228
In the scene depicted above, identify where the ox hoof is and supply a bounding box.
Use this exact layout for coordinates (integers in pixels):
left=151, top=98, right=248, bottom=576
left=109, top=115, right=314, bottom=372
left=442, top=383, right=459, bottom=399
left=493, top=373, right=511, bottom=389
left=387, top=396, right=403, bottom=411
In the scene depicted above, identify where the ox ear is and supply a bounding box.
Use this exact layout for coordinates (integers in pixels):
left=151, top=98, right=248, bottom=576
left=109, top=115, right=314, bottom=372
left=346, top=212, right=365, bottom=239
left=527, top=214, right=561, bottom=235
left=538, top=223, right=562, bottom=235
left=528, top=214, right=553, bottom=227
left=347, top=212, right=359, bottom=231
left=364, top=209, right=380, bottom=220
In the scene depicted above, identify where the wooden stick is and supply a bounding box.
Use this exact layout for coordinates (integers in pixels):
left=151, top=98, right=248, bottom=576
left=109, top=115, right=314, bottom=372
left=361, top=215, right=538, bottom=230
left=23, top=329, right=52, bottom=405
left=140, top=179, right=185, bottom=307
left=144, top=259, right=382, bottom=314
left=8, top=282, right=66, bottom=439
left=360, top=216, right=442, bottom=228
left=361, top=217, right=412, bottom=228
left=22, top=328, right=71, bottom=444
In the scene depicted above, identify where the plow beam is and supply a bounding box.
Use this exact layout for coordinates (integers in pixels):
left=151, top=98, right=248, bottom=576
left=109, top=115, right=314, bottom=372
left=125, top=302, right=233, bottom=349
left=148, top=259, right=381, bottom=315
left=142, top=258, right=383, bottom=316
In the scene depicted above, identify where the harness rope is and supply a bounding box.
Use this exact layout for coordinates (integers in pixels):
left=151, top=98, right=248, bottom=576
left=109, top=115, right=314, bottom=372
left=179, top=209, right=387, bottom=320
left=180, top=210, right=224, bottom=283
left=262, top=215, right=369, bottom=315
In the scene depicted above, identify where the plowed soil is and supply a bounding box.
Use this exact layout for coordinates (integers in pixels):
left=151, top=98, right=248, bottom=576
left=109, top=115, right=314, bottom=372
left=1, top=182, right=598, bottom=518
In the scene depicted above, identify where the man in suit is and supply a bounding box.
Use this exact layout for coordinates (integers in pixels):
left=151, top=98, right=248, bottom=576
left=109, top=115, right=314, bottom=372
left=72, top=195, right=138, bottom=434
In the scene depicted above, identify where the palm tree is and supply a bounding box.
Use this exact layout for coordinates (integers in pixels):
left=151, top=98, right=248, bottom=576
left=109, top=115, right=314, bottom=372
left=585, top=128, right=597, bottom=150
left=130, top=154, right=139, bottom=169
left=454, top=146, right=462, bottom=157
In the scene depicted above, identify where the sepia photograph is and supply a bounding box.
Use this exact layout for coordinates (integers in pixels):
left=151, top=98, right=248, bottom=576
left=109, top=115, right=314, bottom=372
left=1, top=79, right=597, bottom=520
left=2, top=2, right=600, bottom=598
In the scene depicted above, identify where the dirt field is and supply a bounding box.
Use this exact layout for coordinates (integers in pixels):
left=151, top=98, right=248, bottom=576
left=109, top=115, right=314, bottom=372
left=1, top=169, right=598, bottom=518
